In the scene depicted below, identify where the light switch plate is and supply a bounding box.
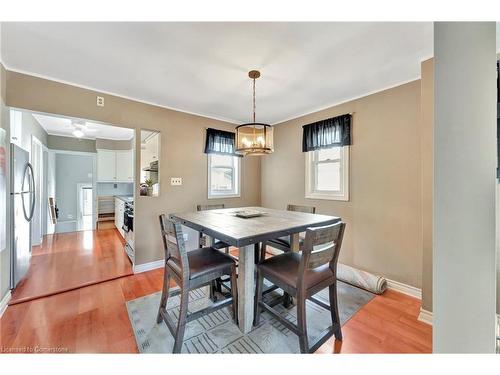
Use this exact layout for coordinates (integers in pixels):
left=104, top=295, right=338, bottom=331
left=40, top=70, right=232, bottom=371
left=171, top=177, right=182, bottom=186
left=96, top=96, right=104, bottom=107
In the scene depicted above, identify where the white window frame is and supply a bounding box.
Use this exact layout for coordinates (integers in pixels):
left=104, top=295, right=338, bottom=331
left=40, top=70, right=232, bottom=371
left=207, top=154, right=241, bottom=199
left=305, top=146, right=349, bottom=201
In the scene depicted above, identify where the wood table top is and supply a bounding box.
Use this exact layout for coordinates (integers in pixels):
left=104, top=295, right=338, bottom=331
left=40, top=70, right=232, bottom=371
left=171, top=206, right=341, bottom=247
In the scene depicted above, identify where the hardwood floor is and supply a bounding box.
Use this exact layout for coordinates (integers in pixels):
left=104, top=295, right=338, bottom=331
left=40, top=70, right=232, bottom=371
left=1, top=230, right=431, bottom=353
left=316, top=289, right=432, bottom=353
left=1, top=267, right=432, bottom=353
left=9, top=228, right=133, bottom=305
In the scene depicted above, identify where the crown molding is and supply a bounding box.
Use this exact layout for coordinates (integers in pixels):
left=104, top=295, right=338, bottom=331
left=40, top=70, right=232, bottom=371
left=4, top=54, right=434, bottom=127
left=3, top=65, right=243, bottom=126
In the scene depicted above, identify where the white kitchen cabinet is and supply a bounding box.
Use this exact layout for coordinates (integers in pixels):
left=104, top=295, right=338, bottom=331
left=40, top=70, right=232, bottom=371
left=97, top=149, right=133, bottom=182
left=115, top=150, right=134, bottom=182
left=115, top=198, right=125, bottom=237
left=97, top=150, right=117, bottom=182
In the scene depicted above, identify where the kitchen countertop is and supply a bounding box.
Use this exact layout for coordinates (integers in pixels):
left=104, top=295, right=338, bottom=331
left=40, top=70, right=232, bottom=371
left=114, top=195, right=134, bottom=203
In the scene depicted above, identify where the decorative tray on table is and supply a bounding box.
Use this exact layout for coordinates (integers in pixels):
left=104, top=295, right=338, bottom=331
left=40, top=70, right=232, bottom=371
left=233, top=210, right=265, bottom=218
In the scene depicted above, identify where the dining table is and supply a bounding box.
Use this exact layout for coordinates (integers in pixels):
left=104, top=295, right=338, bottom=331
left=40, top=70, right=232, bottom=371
left=170, top=206, right=341, bottom=333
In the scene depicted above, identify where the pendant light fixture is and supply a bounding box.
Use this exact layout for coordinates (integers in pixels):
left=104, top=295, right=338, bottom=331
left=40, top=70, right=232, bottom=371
left=235, top=70, right=274, bottom=156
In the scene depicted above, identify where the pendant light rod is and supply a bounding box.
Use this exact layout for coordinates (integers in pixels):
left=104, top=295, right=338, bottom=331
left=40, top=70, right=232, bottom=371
left=235, top=70, right=273, bottom=156
left=249, top=70, right=260, bottom=123
left=253, top=77, right=256, bottom=123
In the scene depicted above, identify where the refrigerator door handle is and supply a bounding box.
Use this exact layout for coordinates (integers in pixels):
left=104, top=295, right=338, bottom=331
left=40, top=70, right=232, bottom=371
left=21, top=162, right=36, bottom=222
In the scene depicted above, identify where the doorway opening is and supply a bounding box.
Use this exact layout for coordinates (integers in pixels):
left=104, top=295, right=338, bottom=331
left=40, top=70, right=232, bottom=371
left=8, top=108, right=135, bottom=305
left=77, top=184, right=93, bottom=231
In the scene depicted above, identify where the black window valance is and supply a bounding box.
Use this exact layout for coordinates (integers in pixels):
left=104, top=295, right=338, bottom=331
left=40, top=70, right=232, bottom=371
left=302, top=114, right=352, bottom=152
left=204, top=128, right=242, bottom=157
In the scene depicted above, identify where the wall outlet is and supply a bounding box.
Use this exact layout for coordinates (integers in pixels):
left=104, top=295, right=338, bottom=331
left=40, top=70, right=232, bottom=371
left=96, top=96, right=105, bottom=107
left=171, top=177, right=182, bottom=186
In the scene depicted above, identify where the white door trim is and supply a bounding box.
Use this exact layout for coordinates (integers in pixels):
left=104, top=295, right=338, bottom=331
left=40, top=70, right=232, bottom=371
left=76, top=183, right=94, bottom=231
left=0, top=291, right=11, bottom=319
left=31, top=135, right=43, bottom=246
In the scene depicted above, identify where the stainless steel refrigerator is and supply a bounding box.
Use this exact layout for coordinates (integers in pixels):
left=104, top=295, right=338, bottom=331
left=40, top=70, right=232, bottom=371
left=10, top=144, right=35, bottom=289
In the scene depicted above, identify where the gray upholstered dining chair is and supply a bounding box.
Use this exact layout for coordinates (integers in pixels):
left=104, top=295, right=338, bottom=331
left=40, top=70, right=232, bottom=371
left=260, top=204, right=316, bottom=306
left=197, top=204, right=231, bottom=254
left=254, top=221, right=346, bottom=353
left=156, top=214, right=238, bottom=353
left=261, top=204, right=316, bottom=254
left=197, top=204, right=234, bottom=299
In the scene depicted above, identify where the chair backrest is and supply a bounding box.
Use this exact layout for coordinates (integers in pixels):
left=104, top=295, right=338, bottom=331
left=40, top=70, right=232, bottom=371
left=159, top=214, right=189, bottom=276
left=197, top=204, right=225, bottom=211
left=299, top=221, right=346, bottom=275
left=287, top=204, right=316, bottom=214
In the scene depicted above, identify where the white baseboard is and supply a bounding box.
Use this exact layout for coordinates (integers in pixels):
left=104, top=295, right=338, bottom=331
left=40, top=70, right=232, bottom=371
left=0, top=290, right=12, bottom=318
left=417, top=308, right=433, bottom=325
left=386, top=278, right=422, bottom=299
left=133, top=259, right=164, bottom=274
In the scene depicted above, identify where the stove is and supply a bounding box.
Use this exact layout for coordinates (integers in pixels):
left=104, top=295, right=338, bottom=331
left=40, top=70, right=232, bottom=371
left=123, top=201, right=134, bottom=263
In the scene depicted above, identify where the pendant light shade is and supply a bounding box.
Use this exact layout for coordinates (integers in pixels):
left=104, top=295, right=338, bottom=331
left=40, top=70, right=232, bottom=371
left=235, top=123, right=273, bottom=155
left=235, top=70, right=274, bottom=156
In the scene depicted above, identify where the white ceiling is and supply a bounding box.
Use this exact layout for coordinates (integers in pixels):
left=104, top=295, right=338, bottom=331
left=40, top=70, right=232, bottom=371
left=3, top=22, right=433, bottom=124
left=33, top=113, right=134, bottom=140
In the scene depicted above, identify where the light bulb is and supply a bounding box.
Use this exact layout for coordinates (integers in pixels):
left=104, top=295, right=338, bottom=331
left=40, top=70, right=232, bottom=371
left=242, top=137, right=252, bottom=147
left=72, top=129, right=84, bottom=138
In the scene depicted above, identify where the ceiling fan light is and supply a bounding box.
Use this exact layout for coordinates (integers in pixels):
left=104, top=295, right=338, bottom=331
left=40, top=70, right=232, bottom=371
left=72, top=129, right=85, bottom=138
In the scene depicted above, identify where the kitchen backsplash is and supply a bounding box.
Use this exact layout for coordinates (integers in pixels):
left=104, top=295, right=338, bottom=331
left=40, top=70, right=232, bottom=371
left=97, top=182, right=134, bottom=196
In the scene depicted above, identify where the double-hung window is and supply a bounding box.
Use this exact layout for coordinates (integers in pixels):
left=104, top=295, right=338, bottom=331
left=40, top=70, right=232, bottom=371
left=302, top=113, right=351, bottom=201
left=305, top=146, right=349, bottom=201
left=208, top=154, right=240, bottom=199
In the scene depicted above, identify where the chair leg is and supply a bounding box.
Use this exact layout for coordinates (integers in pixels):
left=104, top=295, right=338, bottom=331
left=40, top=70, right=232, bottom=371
left=254, top=243, right=260, bottom=264
left=260, top=242, right=267, bottom=262
left=173, top=286, right=189, bottom=354
left=156, top=267, right=171, bottom=324
left=296, top=294, right=309, bottom=353
left=283, top=292, right=293, bottom=308
left=329, top=283, right=342, bottom=341
left=230, top=265, right=238, bottom=323
left=209, top=280, right=219, bottom=302
left=253, top=270, right=264, bottom=326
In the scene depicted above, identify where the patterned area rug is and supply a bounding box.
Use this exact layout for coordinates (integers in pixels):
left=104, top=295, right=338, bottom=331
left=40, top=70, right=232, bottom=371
left=126, top=281, right=374, bottom=353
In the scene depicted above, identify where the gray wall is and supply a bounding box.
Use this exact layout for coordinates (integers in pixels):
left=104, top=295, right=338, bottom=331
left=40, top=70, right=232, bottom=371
left=97, top=182, right=133, bottom=196
left=0, top=62, right=10, bottom=301
left=6, top=71, right=261, bottom=266
left=420, top=58, right=433, bottom=312
left=95, top=138, right=132, bottom=150
left=55, top=153, right=93, bottom=232
left=434, top=22, right=497, bottom=353
left=47, top=134, right=96, bottom=153
left=17, top=111, right=47, bottom=151
left=261, top=80, right=424, bottom=289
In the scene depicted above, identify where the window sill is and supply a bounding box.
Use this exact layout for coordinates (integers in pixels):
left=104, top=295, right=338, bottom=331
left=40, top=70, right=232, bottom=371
left=305, top=192, right=349, bottom=201
left=208, top=193, right=241, bottom=200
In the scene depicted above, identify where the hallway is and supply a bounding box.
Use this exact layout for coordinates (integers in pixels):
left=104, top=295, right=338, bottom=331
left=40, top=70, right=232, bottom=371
left=9, top=229, right=133, bottom=305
